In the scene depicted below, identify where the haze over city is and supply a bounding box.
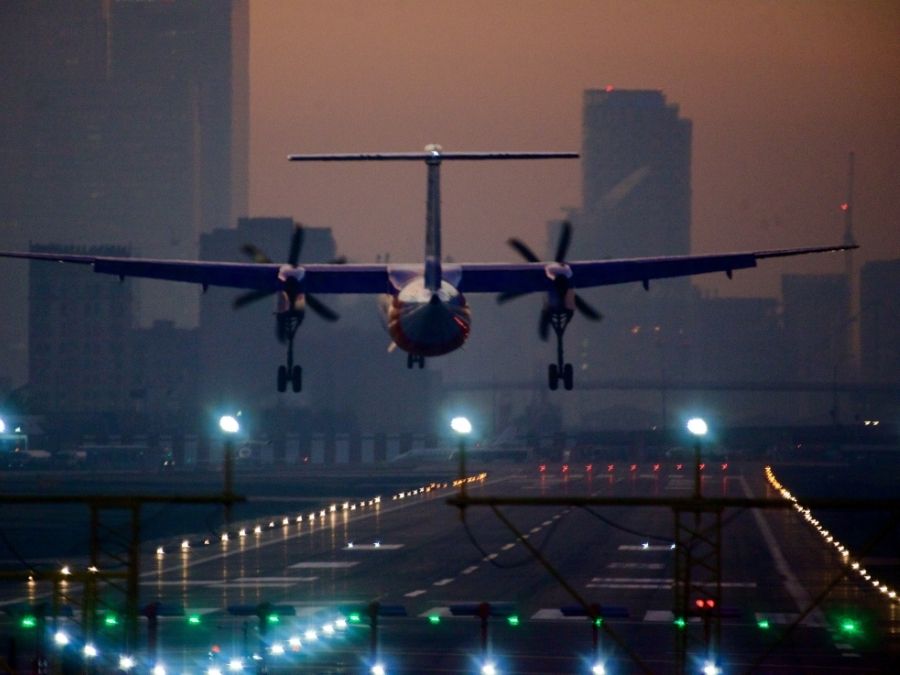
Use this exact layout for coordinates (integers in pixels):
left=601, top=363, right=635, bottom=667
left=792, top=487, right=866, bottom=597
left=248, top=0, right=899, bottom=300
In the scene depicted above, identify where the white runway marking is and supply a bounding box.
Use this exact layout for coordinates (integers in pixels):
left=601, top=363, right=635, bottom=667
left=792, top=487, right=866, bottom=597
left=530, top=527, right=542, bottom=533
left=542, top=520, right=552, bottom=526
left=607, top=562, right=664, bottom=570
left=461, top=566, right=479, bottom=575
left=433, top=578, right=455, bottom=586
left=344, top=544, right=403, bottom=551
left=501, top=543, right=516, bottom=551
left=289, top=561, right=358, bottom=569
left=618, top=545, right=671, bottom=552
left=404, top=590, right=427, bottom=598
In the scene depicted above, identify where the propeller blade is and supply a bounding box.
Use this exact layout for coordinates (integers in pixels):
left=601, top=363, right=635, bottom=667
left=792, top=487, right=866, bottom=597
left=288, top=222, right=305, bottom=267
left=539, top=308, right=551, bottom=342
left=240, top=244, right=272, bottom=265
left=507, top=237, right=541, bottom=263
left=233, top=288, right=274, bottom=309
left=305, top=293, right=340, bottom=322
left=554, top=221, right=572, bottom=263
left=497, top=290, right=530, bottom=304
left=574, top=293, right=603, bottom=321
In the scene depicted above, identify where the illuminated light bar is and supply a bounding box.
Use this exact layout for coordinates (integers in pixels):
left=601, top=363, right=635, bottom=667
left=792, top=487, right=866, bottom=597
left=765, top=465, right=898, bottom=606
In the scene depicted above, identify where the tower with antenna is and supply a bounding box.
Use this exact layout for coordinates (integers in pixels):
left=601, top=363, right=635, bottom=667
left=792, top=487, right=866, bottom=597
left=841, top=151, right=859, bottom=375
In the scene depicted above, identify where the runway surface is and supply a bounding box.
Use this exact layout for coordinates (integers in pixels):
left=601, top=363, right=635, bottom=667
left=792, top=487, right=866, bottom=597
left=0, top=460, right=897, bottom=673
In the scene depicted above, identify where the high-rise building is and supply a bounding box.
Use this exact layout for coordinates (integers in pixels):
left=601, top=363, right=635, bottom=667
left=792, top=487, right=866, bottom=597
left=0, top=1, right=249, bottom=329
left=860, top=259, right=900, bottom=384
left=782, top=274, right=851, bottom=381
left=28, top=244, right=134, bottom=414
left=568, top=89, right=695, bottom=387
left=579, top=88, right=692, bottom=260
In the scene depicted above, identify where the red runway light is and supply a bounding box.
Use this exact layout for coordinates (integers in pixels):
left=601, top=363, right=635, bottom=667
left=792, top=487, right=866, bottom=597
left=561, top=464, right=569, bottom=473
left=721, top=463, right=728, bottom=471
left=676, top=464, right=683, bottom=471
left=653, top=463, right=661, bottom=472
left=630, top=464, right=638, bottom=472
left=585, top=464, right=593, bottom=472
left=607, top=464, right=615, bottom=472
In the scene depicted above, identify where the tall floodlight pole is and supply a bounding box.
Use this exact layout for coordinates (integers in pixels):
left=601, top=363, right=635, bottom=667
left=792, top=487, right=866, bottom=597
left=219, top=415, right=240, bottom=529
left=451, top=416, right=473, bottom=502
left=687, top=417, right=708, bottom=499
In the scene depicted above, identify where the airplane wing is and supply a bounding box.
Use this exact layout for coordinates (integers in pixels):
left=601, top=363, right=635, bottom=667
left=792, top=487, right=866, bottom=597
left=0, top=244, right=853, bottom=295
left=455, top=245, right=855, bottom=294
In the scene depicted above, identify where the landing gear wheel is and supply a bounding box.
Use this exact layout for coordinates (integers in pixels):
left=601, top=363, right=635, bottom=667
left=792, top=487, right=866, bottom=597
left=291, top=365, right=303, bottom=392
left=277, top=365, right=288, bottom=393
left=563, top=363, right=574, bottom=390
left=548, top=363, right=559, bottom=391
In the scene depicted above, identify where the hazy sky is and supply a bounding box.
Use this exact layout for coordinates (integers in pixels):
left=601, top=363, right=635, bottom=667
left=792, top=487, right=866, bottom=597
left=247, top=0, right=899, bottom=299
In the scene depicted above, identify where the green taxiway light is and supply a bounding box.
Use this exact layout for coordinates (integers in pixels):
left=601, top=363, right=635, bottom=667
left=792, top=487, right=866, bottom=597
left=428, top=615, right=441, bottom=625
left=839, top=618, right=860, bottom=635
left=104, top=614, right=119, bottom=627
left=188, top=614, right=202, bottom=625
left=593, top=617, right=603, bottom=628
left=267, top=614, right=280, bottom=624
left=507, top=615, right=520, bottom=627
left=673, top=617, right=686, bottom=629
left=348, top=613, right=362, bottom=623
left=757, top=618, right=770, bottom=630
left=20, top=616, right=37, bottom=629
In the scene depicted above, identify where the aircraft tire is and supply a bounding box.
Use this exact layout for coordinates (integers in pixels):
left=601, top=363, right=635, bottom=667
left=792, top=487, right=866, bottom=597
left=548, top=364, right=559, bottom=391
left=277, top=366, right=288, bottom=392
left=563, top=363, right=574, bottom=390
left=291, top=365, right=303, bottom=392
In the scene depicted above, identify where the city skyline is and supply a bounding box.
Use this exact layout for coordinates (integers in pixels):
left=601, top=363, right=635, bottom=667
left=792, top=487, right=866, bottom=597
left=248, top=1, right=899, bottom=302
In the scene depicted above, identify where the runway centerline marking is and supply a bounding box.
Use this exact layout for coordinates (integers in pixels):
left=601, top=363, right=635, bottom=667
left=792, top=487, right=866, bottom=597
left=404, top=590, right=427, bottom=597
left=433, top=578, right=454, bottom=586
left=501, top=543, right=516, bottom=551
left=461, top=566, right=479, bottom=575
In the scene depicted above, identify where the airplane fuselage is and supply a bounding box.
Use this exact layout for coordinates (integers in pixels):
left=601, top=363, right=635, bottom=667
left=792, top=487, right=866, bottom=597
left=387, top=278, right=470, bottom=356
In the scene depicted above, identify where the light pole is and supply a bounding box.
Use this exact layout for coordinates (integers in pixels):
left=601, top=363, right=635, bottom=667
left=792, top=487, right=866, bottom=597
left=686, top=417, right=708, bottom=500
left=450, top=416, right=472, bottom=501
left=219, top=415, right=240, bottom=529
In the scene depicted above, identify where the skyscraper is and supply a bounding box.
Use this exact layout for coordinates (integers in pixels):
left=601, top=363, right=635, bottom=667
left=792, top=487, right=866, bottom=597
left=0, top=0, right=249, bottom=328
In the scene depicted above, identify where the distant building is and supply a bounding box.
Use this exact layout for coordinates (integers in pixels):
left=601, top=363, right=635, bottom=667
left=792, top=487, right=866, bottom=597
left=860, top=259, right=900, bottom=383
left=131, top=320, right=200, bottom=428
left=566, top=89, right=695, bottom=388
left=782, top=274, right=851, bottom=381
left=28, top=244, right=134, bottom=414
left=0, top=1, right=249, bottom=327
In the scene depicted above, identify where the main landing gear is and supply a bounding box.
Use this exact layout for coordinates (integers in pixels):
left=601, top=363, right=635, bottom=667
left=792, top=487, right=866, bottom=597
left=407, top=353, right=425, bottom=369
left=547, top=310, right=574, bottom=391
left=277, top=315, right=303, bottom=393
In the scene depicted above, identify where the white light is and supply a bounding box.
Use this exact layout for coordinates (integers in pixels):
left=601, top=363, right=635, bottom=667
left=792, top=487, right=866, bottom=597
left=152, top=665, right=167, bottom=675
left=181, top=540, right=190, bottom=550
left=228, top=658, right=244, bottom=671
left=288, top=636, right=302, bottom=650
left=207, top=668, right=223, bottom=675
left=83, top=643, right=98, bottom=658
left=304, top=629, right=318, bottom=641
left=687, top=417, right=708, bottom=437
left=322, top=622, right=335, bottom=636
left=451, top=416, right=473, bottom=435
left=60, top=565, right=71, bottom=576
left=119, top=655, right=136, bottom=671
left=335, top=617, right=348, bottom=629
left=0, top=419, right=5, bottom=433
left=53, top=631, right=70, bottom=647
left=156, top=546, right=164, bottom=557
left=219, top=415, right=240, bottom=434
left=481, top=662, right=497, bottom=675
left=270, top=643, right=285, bottom=656
left=592, top=664, right=606, bottom=675
left=702, top=661, right=721, bottom=675
left=371, top=664, right=386, bottom=675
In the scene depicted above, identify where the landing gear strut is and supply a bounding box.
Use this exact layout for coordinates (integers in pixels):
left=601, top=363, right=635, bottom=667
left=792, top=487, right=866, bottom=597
left=407, top=353, right=425, bottom=369
left=547, top=310, right=574, bottom=391
left=277, top=315, right=303, bottom=393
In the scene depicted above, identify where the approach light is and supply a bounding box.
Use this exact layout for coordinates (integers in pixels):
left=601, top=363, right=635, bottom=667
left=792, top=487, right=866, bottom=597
left=270, top=643, right=285, bottom=656
left=481, top=662, right=498, bottom=675
left=450, top=416, right=472, bottom=435
left=371, top=664, right=386, bottom=675
left=118, top=655, right=136, bottom=671
left=687, top=417, right=708, bottom=437
left=0, top=418, right=5, bottom=433
left=702, top=661, right=721, bottom=675
left=83, top=643, right=98, bottom=658
left=53, top=631, right=70, bottom=647
left=592, top=663, right=606, bottom=675
left=152, top=665, right=167, bottom=675
left=219, top=415, right=240, bottom=434
left=227, top=657, right=244, bottom=672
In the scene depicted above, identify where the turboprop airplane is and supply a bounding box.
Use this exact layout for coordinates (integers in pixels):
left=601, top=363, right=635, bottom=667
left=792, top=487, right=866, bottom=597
left=0, top=145, right=855, bottom=392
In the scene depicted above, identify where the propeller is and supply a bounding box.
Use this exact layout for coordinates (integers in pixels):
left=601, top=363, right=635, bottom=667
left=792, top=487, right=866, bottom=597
left=500, top=221, right=602, bottom=340
left=232, top=222, right=343, bottom=325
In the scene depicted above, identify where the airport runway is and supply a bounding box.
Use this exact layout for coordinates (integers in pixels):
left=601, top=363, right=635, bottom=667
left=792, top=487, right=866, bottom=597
left=1, top=462, right=896, bottom=673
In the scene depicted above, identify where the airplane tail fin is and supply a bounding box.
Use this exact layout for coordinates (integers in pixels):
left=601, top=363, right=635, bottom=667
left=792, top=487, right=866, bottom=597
left=288, top=148, right=579, bottom=291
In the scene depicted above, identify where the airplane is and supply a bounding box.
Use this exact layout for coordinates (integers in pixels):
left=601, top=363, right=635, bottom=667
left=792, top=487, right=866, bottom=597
left=0, top=144, right=856, bottom=392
